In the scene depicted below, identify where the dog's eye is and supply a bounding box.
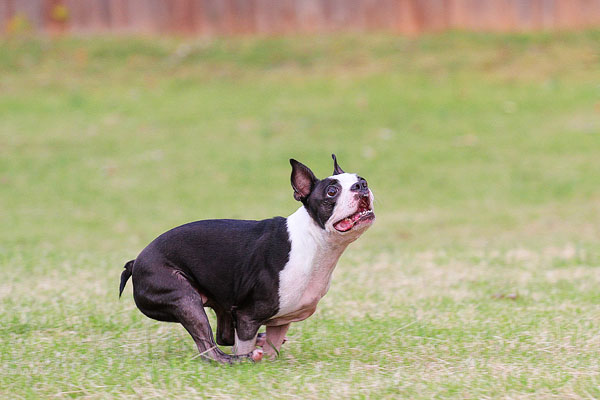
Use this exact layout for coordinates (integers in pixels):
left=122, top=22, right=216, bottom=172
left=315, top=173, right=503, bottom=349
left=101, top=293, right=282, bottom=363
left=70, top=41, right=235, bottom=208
left=326, top=186, right=339, bottom=197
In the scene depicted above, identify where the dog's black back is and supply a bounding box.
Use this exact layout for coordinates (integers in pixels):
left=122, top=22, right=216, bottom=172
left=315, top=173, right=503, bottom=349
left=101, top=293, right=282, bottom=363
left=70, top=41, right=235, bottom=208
left=134, top=218, right=290, bottom=319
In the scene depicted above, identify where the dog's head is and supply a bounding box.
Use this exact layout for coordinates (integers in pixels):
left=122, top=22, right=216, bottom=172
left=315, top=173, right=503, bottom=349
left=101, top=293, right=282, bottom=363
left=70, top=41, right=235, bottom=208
left=290, top=154, right=375, bottom=236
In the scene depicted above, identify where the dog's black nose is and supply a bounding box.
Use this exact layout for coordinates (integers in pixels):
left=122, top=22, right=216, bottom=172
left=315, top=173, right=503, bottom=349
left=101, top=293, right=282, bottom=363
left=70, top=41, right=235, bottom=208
left=351, top=179, right=369, bottom=196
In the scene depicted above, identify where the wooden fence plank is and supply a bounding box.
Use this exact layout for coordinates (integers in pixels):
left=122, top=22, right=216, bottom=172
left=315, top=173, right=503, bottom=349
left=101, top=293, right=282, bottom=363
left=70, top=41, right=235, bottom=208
left=2, top=0, right=600, bottom=36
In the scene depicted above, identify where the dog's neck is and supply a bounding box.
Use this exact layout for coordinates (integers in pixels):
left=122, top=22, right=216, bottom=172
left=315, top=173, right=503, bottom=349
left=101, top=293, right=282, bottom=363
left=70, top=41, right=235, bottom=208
left=284, top=205, right=357, bottom=286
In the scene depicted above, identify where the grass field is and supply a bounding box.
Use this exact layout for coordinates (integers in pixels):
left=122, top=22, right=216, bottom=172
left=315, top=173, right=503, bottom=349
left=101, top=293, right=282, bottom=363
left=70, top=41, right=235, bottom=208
left=1, top=31, right=599, bottom=398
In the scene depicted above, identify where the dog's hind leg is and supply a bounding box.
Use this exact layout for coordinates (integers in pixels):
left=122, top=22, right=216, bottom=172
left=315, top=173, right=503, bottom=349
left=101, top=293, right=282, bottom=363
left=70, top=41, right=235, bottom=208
left=132, top=265, right=262, bottom=363
left=176, top=295, right=262, bottom=363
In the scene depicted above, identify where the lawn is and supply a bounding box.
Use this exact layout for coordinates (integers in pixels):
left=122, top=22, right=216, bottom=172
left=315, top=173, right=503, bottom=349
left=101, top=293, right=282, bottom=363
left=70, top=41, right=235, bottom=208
left=1, top=31, right=599, bottom=398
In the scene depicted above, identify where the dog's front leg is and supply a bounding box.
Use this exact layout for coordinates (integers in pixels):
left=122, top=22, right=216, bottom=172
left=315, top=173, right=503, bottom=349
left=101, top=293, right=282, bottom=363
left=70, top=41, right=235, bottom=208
left=232, top=314, right=262, bottom=359
left=262, top=324, right=290, bottom=360
left=233, top=330, right=258, bottom=355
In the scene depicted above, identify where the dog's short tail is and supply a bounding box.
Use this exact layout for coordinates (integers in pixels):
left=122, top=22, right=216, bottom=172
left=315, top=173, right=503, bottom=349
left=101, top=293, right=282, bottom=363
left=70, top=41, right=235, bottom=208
left=119, top=260, right=135, bottom=298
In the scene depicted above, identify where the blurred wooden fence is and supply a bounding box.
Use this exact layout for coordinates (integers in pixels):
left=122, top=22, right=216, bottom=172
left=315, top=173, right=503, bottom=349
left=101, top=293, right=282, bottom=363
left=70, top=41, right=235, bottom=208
left=2, top=0, right=600, bottom=35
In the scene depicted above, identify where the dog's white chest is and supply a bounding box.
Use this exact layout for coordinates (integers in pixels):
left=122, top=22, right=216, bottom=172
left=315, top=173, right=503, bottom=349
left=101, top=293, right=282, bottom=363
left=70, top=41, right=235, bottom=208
left=270, top=207, right=346, bottom=324
left=275, top=251, right=335, bottom=319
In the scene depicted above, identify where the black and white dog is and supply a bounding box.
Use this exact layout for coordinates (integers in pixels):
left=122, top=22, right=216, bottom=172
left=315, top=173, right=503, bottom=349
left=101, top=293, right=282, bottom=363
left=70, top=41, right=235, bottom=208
left=119, top=155, right=374, bottom=362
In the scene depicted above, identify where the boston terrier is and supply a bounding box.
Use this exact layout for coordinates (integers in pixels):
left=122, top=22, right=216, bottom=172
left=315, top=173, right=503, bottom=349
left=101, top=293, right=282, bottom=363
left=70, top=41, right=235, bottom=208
left=119, top=154, right=375, bottom=363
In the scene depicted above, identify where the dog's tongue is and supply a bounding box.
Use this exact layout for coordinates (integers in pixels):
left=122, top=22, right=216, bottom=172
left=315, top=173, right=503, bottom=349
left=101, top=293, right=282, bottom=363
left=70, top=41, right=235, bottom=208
left=334, top=218, right=354, bottom=232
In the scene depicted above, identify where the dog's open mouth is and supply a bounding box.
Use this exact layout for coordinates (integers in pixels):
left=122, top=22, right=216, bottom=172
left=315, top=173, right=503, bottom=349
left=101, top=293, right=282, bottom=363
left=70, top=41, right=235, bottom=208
left=333, top=197, right=375, bottom=232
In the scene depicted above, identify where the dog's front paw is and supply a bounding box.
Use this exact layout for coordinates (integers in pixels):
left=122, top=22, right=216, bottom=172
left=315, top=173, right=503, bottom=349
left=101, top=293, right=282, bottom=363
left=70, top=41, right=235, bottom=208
left=263, top=347, right=280, bottom=361
left=250, top=348, right=264, bottom=362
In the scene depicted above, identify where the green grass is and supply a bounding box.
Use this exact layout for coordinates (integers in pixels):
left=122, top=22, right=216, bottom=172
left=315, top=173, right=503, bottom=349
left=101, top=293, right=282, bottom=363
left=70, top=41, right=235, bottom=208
left=1, top=31, right=599, bottom=398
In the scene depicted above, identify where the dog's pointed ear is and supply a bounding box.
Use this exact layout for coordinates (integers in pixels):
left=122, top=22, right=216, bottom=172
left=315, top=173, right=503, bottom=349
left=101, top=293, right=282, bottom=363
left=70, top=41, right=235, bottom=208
left=290, top=159, right=317, bottom=202
left=332, top=154, right=345, bottom=175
